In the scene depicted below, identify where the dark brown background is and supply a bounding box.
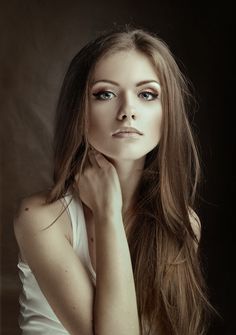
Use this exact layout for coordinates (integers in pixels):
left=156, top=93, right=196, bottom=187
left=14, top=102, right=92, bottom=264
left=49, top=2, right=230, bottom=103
left=0, top=0, right=234, bottom=334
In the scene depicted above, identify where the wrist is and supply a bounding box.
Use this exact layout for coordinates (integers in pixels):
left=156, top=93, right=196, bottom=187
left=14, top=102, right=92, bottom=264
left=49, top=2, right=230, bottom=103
left=93, top=208, right=122, bottom=223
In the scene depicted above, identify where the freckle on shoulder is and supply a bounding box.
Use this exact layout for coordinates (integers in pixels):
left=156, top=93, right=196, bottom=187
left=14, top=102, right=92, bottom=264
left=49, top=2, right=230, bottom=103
left=14, top=190, right=53, bottom=224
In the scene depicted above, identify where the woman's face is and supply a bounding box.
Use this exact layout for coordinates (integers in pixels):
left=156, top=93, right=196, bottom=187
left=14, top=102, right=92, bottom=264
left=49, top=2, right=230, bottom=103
left=87, top=49, right=162, bottom=161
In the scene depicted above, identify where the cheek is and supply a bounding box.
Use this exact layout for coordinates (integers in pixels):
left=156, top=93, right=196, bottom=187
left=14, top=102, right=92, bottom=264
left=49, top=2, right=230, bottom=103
left=88, top=114, right=100, bottom=131
left=88, top=100, right=116, bottom=130
left=144, top=106, right=163, bottom=138
left=88, top=105, right=103, bottom=131
left=87, top=108, right=111, bottom=139
left=151, top=113, right=162, bottom=134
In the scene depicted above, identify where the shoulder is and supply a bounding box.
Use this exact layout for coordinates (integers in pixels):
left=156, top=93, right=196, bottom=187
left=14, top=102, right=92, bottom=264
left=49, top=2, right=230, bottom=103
left=14, top=190, right=71, bottom=253
left=14, top=190, right=63, bottom=229
left=13, top=192, right=95, bottom=334
left=188, top=207, right=201, bottom=246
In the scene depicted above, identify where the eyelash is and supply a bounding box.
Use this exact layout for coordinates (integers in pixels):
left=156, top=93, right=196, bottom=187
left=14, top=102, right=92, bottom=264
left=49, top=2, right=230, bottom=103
left=92, top=90, right=159, bottom=101
left=93, top=91, right=115, bottom=100
left=139, top=91, right=159, bottom=100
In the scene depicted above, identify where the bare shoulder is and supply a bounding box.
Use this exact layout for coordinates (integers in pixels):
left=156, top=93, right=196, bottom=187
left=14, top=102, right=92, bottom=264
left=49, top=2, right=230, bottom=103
left=188, top=207, right=201, bottom=245
left=13, top=190, right=94, bottom=334
left=14, top=190, right=66, bottom=230
left=14, top=190, right=72, bottom=258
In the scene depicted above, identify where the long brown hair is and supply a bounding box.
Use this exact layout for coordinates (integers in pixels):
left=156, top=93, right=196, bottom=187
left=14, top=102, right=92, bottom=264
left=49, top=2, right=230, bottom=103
left=46, top=26, right=213, bottom=334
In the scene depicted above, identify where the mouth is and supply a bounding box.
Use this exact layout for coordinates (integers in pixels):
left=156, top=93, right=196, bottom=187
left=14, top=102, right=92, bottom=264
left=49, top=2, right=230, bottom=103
left=112, top=132, right=142, bottom=138
left=112, top=127, right=143, bottom=136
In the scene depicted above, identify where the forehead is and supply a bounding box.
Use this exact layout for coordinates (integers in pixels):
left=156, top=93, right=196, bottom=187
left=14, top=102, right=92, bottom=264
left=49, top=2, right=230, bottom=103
left=91, top=50, right=159, bottom=83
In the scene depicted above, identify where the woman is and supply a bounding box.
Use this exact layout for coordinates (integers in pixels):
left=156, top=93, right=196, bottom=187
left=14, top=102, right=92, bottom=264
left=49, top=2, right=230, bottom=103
left=14, top=26, right=212, bottom=335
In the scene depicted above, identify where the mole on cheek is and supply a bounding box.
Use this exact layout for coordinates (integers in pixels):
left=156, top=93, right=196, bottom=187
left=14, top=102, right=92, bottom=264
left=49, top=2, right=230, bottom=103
left=90, top=237, right=94, bottom=242
left=24, top=208, right=29, bottom=211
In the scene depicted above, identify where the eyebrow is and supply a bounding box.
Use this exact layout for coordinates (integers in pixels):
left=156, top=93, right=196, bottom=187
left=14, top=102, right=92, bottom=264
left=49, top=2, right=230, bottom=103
left=91, top=79, right=161, bottom=87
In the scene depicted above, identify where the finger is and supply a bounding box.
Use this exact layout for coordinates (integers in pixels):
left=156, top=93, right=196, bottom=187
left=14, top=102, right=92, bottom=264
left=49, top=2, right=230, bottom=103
left=74, top=153, right=90, bottom=179
left=88, top=149, right=100, bottom=169
left=74, top=171, right=81, bottom=185
left=94, top=152, right=112, bottom=169
left=73, top=175, right=80, bottom=192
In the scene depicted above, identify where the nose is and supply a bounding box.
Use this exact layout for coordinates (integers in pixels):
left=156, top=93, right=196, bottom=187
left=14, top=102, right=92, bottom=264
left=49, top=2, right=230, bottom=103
left=116, top=94, right=137, bottom=121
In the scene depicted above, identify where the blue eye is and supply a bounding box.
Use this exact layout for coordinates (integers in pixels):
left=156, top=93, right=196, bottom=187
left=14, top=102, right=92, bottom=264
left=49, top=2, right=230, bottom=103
left=93, top=91, right=115, bottom=100
left=139, top=91, right=159, bottom=101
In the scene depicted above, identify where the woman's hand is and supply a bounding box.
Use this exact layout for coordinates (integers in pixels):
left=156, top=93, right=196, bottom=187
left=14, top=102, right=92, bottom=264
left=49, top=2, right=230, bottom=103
left=74, top=149, right=123, bottom=216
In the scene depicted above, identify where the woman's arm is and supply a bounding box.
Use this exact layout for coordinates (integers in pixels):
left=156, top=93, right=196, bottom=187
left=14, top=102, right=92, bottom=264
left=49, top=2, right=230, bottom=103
left=93, top=210, right=140, bottom=335
left=75, top=149, right=140, bottom=335
left=14, top=194, right=95, bottom=335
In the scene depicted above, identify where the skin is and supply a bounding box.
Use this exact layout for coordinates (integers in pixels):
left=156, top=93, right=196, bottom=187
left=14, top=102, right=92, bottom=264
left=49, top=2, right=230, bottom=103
left=14, top=49, right=200, bottom=335
left=81, top=49, right=162, bottom=216
left=73, top=50, right=163, bottom=334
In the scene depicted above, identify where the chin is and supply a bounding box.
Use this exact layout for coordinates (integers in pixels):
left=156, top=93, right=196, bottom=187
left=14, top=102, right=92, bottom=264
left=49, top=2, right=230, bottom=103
left=91, top=143, right=157, bottom=162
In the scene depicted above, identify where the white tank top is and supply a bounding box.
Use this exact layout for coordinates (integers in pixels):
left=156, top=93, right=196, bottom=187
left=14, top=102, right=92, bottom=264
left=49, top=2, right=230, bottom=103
left=17, top=192, right=96, bottom=334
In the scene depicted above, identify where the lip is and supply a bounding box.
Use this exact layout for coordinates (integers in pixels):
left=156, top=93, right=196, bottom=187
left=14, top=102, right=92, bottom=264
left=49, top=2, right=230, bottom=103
left=112, top=127, right=143, bottom=136
left=112, top=132, right=141, bottom=139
